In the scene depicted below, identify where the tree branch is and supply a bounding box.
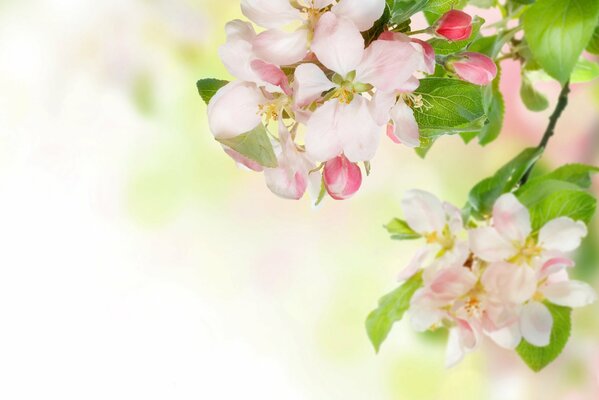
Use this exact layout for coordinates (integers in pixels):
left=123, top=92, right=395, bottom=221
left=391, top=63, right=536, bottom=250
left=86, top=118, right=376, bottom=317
left=519, top=81, right=571, bottom=185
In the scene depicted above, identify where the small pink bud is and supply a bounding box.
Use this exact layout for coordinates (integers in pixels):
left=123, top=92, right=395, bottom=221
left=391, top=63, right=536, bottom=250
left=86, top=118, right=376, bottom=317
left=323, top=154, right=362, bottom=200
left=435, top=10, right=473, bottom=41
left=449, top=52, right=497, bottom=86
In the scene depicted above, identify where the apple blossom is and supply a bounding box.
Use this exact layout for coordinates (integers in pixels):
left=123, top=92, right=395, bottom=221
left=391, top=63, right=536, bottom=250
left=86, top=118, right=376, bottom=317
left=241, top=0, right=386, bottom=66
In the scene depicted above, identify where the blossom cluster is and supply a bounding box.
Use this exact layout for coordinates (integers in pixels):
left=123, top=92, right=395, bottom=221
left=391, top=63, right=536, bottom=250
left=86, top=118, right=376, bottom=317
left=207, top=0, right=497, bottom=201
left=398, top=190, right=596, bottom=367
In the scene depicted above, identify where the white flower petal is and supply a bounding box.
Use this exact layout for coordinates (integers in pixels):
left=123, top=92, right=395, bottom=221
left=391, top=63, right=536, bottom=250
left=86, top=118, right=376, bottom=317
left=207, top=81, right=264, bottom=139
left=469, top=227, right=517, bottom=262
left=241, top=0, right=301, bottom=29
left=541, top=280, right=597, bottom=308
left=356, top=39, right=421, bottom=92
left=492, top=193, right=531, bottom=244
left=369, top=90, right=396, bottom=126
left=331, top=0, right=386, bottom=31
left=486, top=323, right=522, bottom=349
left=337, top=96, right=383, bottom=162
left=218, top=21, right=258, bottom=82
left=538, top=217, right=588, bottom=252
left=445, top=327, right=465, bottom=368
left=520, top=302, right=553, bottom=347
left=401, top=190, right=446, bottom=235
left=388, top=101, right=420, bottom=148
left=312, top=12, right=364, bottom=76
left=304, top=100, right=344, bottom=162
left=253, top=28, right=309, bottom=66
left=293, top=63, right=335, bottom=107
left=481, top=262, right=537, bottom=304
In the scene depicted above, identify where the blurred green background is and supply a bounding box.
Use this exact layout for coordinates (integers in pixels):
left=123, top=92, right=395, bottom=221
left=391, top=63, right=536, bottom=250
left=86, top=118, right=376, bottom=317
left=0, top=0, right=598, bottom=399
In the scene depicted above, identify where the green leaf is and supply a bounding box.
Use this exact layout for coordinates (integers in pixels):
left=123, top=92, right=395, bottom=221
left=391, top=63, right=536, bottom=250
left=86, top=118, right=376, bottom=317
left=427, top=17, right=485, bottom=56
left=587, top=25, right=599, bottom=55
left=217, top=124, right=278, bottom=168
left=522, top=183, right=596, bottom=229
left=197, top=79, right=229, bottom=105
left=415, top=136, right=437, bottom=158
left=385, top=218, right=422, bottom=240
left=520, top=74, right=549, bottom=112
left=387, top=0, right=428, bottom=25
left=366, top=273, right=423, bottom=353
left=570, top=58, right=599, bottom=83
left=517, top=303, right=572, bottom=372
left=532, top=164, right=599, bottom=189
left=522, top=0, right=599, bottom=84
left=468, top=148, right=543, bottom=218
left=525, top=57, right=599, bottom=84
left=478, top=70, right=504, bottom=146
left=413, top=78, right=487, bottom=137
left=423, top=0, right=467, bottom=22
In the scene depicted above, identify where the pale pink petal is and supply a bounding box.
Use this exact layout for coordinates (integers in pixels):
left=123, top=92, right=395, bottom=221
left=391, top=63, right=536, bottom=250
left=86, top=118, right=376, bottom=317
left=298, top=0, right=335, bottom=8
left=541, top=281, right=597, bottom=308
left=411, top=38, right=436, bottom=74
left=312, top=12, right=364, bottom=76
left=370, top=90, right=396, bottom=126
left=356, top=39, right=421, bottom=92
left=538, top=217, right=588, bottom=252
left=410, top=290, right=446, bottom=332
left=520, top=301, right=553, bottom=347
left=241, top=0, right=301, bottom=29
left=331, top=0, right=386, bottom=31
left=337, top=96, right=383, bottom=162
left=396, top=77, right=421, bottom=92
left=304, top=100, right=344, bottom=162
left=218, top=21, right=258, bottom=82
left=207, top=81, right=264, bottom=139
left=398, top=246, right=435, bottom=282
left=293, top=63, right=335, bottom=107
left=445, top=327, right=465, bottom=368
left=482, top=262, right=537, bottom=304
left=250, top=60, right=292, bottom=95
left=486, top=323, right=522, bottom=349
left=469, top=227, right=517, bottom=262
left=428, top=266, right=477, bottom=301
left=540, top=257, right=575, bottom=279
left=492, top=193, right=531, bottom=244
left=264, top=122, right=309, bottom=200
left=224, top=19, right=256, bottom=42
left=388, top=101, right=420, bottom=148
left=444, top=202, right=464, bottom=235
left=402, top=190, right=446, bottom=235
left=253, top=28, right=309, bottom=66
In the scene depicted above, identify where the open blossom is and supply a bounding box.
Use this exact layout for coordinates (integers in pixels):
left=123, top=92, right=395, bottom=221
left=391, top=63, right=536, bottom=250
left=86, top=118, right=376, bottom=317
left=241, top=0, right=386, bottom=66
left=393, top=191, right=596, bottom=367
left=299, top=12, right=425, bottom=162
left=397, top=190, right=469, bottom=281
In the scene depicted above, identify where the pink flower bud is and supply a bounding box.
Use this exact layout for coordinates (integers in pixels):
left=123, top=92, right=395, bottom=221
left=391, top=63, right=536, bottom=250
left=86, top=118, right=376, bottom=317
left=323, top=154, right=362, bottom=200
left=449, top=52, right=497, bottom=86
left=435, top=10, right=473, bottom=41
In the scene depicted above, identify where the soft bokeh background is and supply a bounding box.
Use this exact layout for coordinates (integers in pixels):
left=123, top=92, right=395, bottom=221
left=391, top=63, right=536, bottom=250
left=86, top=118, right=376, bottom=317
left=0, top=1, right=598, bottom=399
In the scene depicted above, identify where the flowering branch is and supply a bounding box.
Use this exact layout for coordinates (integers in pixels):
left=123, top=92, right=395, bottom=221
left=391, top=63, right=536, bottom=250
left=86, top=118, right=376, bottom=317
left=198, top=0, right=599, bottom=373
